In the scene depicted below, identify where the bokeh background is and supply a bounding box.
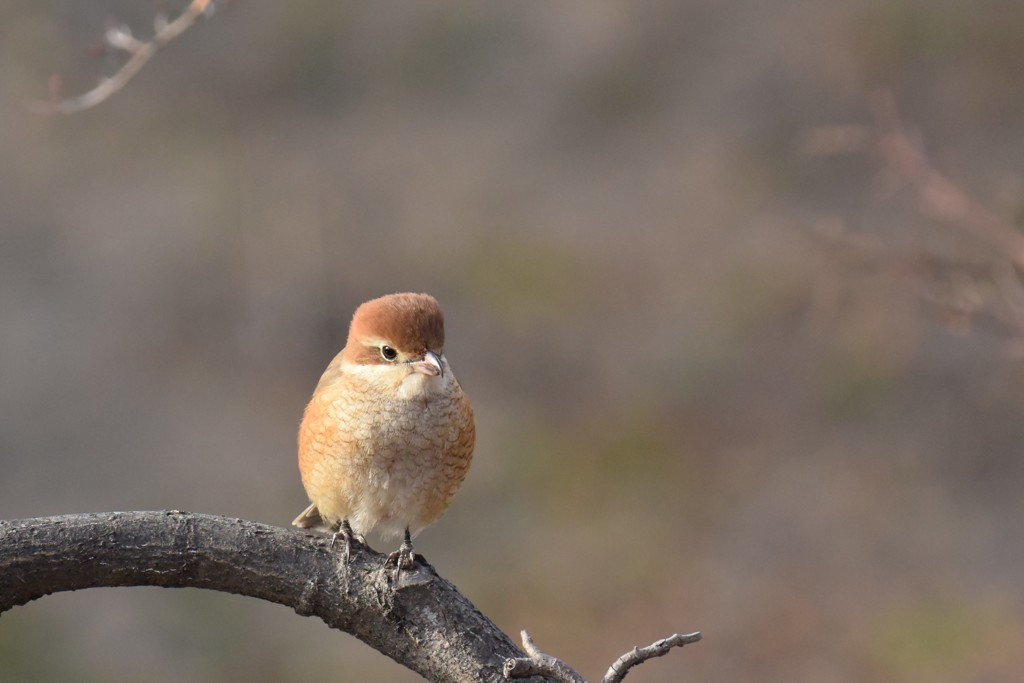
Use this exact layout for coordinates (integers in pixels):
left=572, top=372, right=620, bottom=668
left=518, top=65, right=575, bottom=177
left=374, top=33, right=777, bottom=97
left=3, top=1, right=1024, bottom=681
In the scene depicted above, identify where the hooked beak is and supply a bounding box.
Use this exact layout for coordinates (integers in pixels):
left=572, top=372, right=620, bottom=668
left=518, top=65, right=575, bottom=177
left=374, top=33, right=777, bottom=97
left=411, top=350, right=443, bottom=377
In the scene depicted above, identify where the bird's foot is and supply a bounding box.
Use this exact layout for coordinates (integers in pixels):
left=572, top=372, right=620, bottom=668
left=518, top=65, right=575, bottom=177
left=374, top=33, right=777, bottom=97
left=329, top=520, right=365, bottom=567
left=385, top=546, right=417, bottom=572
left=373, top=529, right=433, bottom=609
left=381, top=528, right=418, bottom=588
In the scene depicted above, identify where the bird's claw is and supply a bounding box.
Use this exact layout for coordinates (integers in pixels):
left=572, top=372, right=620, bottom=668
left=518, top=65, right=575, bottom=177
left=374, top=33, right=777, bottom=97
left=381, top=529, right=419, bottom=588
left=386, top=547, right=417, bottom=569
left=329, top=520, right=365, bottom=566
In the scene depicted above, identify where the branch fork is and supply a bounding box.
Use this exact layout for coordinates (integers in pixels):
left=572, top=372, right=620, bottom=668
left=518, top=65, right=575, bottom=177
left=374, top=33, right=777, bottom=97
left=504, top=629, right=702, bottom=683
left=31, top=0, right=218, bottom=115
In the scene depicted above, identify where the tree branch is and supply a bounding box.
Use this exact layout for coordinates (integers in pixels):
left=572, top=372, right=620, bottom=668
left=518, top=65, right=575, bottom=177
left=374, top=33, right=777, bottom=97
left=30, top=0, right=217, bottom=115
left=601, top=632, right=703, bottom=683
left=503, top=629, right=702, bottom=683
left=504, top=630, right=588, bottom=683
left=0, top=511, right=700, bottom=682
left=0, top=511, right=534, bottom=683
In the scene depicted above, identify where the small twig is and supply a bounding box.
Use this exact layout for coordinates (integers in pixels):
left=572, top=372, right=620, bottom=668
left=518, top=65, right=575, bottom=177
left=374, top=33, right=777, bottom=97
left=504, top=629, right=702, bottom=683
left=504, top=631, right=588, bottom=683
left=31, top=0, right=216, bottom=115
left=601, top=632, right=702, bottom=683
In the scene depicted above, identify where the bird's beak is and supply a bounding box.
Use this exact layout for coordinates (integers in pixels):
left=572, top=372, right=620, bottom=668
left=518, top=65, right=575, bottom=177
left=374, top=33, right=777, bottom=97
left=411, top=351, right=443, bottom=377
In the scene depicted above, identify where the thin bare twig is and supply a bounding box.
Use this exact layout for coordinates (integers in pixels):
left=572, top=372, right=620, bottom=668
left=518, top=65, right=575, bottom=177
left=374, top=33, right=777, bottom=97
left=503, top=629, right=701, bottom=683
left=31, top=0, right=216, bottom=115
left=602, top=632, right=703, bottom=683
left=504, top=631, right=588, bottom=683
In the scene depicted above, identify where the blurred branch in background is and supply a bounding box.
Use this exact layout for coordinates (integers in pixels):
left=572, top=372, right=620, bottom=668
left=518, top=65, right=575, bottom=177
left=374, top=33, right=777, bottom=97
left=800, top=90, right=1024, bottom=357
left=30, top=0, right=220, bottom=115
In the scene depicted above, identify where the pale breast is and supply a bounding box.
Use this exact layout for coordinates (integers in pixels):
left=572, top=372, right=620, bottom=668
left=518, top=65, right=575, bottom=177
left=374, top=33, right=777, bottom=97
left=298, top=367, right=475, bottom=539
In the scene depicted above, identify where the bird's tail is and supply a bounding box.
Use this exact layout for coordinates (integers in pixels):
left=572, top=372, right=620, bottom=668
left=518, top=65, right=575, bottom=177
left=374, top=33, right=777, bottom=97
left=291, top=503, right=335, bottom=532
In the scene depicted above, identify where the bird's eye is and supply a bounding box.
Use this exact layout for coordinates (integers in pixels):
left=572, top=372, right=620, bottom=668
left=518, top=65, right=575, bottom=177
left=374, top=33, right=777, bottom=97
left=380, top=345, right=398, bottom=361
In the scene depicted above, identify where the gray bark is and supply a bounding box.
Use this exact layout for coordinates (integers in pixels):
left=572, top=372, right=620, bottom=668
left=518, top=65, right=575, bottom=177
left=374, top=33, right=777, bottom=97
left=0, top=511, right=548, bottom=683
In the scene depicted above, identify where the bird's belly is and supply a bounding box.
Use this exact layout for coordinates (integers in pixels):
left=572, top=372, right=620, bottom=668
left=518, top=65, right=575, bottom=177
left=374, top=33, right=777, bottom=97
left=311, top=396, right=463, bottom=539
left=351, top=439, right=447, bottom=538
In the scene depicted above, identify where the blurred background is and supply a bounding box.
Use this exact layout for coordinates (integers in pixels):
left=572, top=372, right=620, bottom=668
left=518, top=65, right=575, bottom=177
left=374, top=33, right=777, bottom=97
left=3, top=1, right=1024, bottom=681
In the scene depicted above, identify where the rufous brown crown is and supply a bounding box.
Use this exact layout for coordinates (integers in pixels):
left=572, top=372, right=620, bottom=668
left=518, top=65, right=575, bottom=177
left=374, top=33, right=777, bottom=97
left=346, top=293, right=446, bottom=356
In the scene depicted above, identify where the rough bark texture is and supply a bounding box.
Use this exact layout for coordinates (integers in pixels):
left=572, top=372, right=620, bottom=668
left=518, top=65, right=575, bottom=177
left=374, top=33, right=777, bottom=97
left=0, top=511, right=548, bottom=683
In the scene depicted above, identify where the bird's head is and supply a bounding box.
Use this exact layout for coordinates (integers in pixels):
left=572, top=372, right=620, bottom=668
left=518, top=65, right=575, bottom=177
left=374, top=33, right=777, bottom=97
left=341, top=293, right=450, bottom=391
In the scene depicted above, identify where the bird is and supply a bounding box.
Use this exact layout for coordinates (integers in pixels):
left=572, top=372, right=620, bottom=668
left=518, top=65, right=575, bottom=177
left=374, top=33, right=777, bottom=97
left=292, top=293, right=475, bottom=576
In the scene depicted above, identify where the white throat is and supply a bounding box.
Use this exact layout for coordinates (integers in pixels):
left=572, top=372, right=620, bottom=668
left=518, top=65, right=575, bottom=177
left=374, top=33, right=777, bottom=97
left=343, top=359, right=454, bottom=400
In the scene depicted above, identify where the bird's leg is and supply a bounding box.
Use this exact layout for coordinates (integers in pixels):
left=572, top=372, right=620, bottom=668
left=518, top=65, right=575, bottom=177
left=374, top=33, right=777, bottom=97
left=384, top=528, right=417, bottom=586
left=330, top=519, right=362, bottom=565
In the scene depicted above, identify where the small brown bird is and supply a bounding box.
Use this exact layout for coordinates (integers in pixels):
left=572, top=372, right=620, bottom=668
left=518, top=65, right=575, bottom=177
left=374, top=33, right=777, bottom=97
left=292, top=293, right=475, bottom=571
